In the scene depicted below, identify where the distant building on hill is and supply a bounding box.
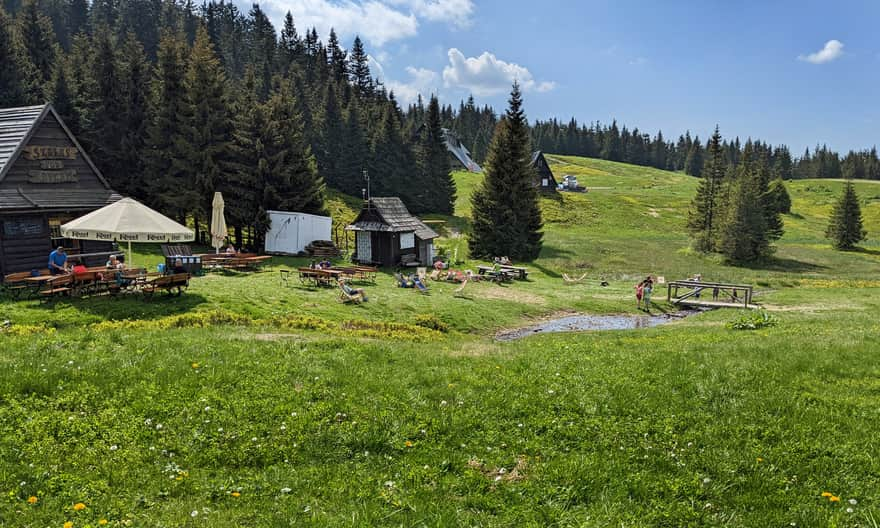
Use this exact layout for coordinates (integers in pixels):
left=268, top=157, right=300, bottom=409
left=442, top=128, right=482, bottom=173
left=0, top=104, right=120, bottom=277
left=346, top=197, right=438, bottom=267
left=531, top=151, right=558, bottom=193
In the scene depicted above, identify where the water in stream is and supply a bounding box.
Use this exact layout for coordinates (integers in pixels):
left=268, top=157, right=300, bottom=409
left=495, top=310, right=701, bottom=341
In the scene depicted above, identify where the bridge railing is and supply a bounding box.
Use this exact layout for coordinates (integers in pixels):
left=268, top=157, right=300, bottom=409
left=666, top=280, right=753, bottom=308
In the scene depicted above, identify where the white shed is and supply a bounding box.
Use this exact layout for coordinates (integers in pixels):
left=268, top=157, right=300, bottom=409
left=264, top=210, right=332, bottom=255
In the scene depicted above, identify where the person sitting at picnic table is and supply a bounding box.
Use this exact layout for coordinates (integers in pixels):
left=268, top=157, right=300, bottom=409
left=339, top=279, right=367, bottom=301
left=106, top=255, right=124, bottom=270
left=433, top=259, right=446, bottom=271
left=48, top=246, right=70, bottom=275
left=171, top=258, right=187, bottom=274
left=319, top=260, right=332, bottom=269
left=494, top=256, right=512, bottom=266
left=225, top=244, right=236, bottom=254
left=71, top=261, right=88, bottom=274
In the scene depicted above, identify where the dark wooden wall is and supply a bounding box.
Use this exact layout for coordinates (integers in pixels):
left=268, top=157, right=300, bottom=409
left=0, top=113, right=107, bottom=191
left=0, top=215, right=51, bottom=275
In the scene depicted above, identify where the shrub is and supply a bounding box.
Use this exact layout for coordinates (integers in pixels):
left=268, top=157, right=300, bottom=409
left=727, top=309, right=778, bottom=330
left=413, top=314, right=449, bottom=333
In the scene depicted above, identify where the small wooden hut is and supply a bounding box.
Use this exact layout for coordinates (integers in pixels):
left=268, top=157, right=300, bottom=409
left=531, top=151, right=558, bottom=193
left=346, top=197, right=439, bottom=267
left=0, top=104, right=121, bottom=276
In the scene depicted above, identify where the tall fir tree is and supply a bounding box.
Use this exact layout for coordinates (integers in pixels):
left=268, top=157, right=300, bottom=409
left=116, top=31, right=151, bottom=199
left=86, top=29, right=127, bottom=190
left=186, top=24, right=232, bottom=233
left=469, top=83, right=543, bottom=261
left=16, top=0, right=57, bottom=95
left=417, top=95, right=455, bottom=214
left=684, top=136, right=704, bottom=177
left=225, top=67, right=263, bottom=247
left=349, top=36, right=371, bottom=98
left=826, top=180, right=867, bottom=250
left=687, top=127, right=724, bottom=252
left=767, top=178, right=792, bottom=215
left=0, top=5, right=37, bottom=107
left=338, top=99, right=369, bottom=196
left=316, top=83, right=346, bottom=191
left=144, top=31, right=194, bottom=221
left=717, top=166, right=770, bottom=262
left=277, top=11, right=302, bottom=74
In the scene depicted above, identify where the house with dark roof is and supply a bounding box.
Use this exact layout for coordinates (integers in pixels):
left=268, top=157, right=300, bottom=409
left=442, top=128, right=482, bottom=173
left=345, top=197, right=439, bottom=267
left=531, top=151, right=558, bottom=193
left=0, top=104, right=121, bottom=276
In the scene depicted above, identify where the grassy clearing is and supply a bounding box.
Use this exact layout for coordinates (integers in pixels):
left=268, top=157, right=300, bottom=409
left=1, top=156, right=879, bottom=526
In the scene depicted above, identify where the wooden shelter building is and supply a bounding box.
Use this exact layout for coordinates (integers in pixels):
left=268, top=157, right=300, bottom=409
left=346, top=197, right=439, bottom=267
left=0, top=104, right=120, bottom=276
left=531, top=151, right=558, bottom=193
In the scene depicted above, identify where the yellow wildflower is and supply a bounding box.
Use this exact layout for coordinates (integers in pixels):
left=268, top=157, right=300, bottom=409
left=99, top=520, right=108, bottom=526
left=405, top=441, right=413, bottom=448
left=27, top=495, right=38, bottom=504
left=821, top=492, right=833, bottom=497
left=73, top=502, right=86, bottom=511
left=64, top=522, right=73, bottom=528
left=191, top=362, right=199, bottom=369
left=756, top=457, right=763, bottom=462
left=830, top=496, right=841, bottom=502
left=231, top=491, right=241, bottom=497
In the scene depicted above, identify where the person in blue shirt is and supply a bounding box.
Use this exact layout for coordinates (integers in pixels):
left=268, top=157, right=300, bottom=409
left=48, top=246, right=69, bottom=275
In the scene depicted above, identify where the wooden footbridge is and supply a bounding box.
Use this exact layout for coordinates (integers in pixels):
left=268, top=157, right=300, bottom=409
left=666, top=280, right=757, bottom=309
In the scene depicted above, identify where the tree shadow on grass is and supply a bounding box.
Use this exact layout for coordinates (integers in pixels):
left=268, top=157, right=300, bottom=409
left=531, top=245, right=576, bottom=278
left=36, top=292, right=208, bottom=322
left=735, top=256, right=828, bottom=273
left=850, top=247, right=880, bottom=257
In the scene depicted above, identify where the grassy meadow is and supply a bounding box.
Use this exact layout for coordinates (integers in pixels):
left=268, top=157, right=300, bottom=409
left=1, top=156, right=879, bottom=527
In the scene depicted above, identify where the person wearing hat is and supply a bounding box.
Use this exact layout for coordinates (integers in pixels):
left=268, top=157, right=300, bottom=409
left=48, top=246, right=70, bottom=275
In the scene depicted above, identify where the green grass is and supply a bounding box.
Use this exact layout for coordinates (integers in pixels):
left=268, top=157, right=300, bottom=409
left=1, top=156, right=879, bottom=527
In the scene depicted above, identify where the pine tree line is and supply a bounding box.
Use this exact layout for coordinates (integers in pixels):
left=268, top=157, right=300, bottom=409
left=687, top=128, right=791, bottom=262
left=0, top=0, right=457, bottom=248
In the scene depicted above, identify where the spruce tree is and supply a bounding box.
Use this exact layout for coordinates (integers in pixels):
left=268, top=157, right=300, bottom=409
left=16, top=0, right=57, bottom=94
left=225, top=67, right=263, bottom=247
left=687, top=126, right=724, bottom=252
left=757, top=153, right=784, bottom=241
left=767, top=178, right=792, bottom=215
left=826, top=180, right=867, bottom=250
left=717, top=167, right=770, bottom=262
left=327, top=28, right=347, bottom=83
left=277, top=11, right=302, bottom=74
left=469, top=83, right=543, bottom=261
left=117, top=31, right=151, bottom=199
left=0, top=6, right=37, bottom=107
left=338, top=99, right=368, bottom=196
left=86, top=29, right=127, bottom=190
left=265, top=80, right=325, bottom=216
left=600, top=120, right=622, bottom=161
left=186, top=25, right=232, bottom=226
left=684, top=136, right=704, bottom=177
left=417, top=95, right=455, bottom=214
left=144, top=31, right=193, bottom=221
left=349, top=36, right=371, bottom=98
left=317, top=83, right=346, bottom=191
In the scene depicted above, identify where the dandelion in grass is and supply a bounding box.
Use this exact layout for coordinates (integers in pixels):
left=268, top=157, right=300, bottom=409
left=405, top=441, right=413, bottom=448
left=27, top=495, right=37, bottom=504
left=756, top=457, right=763, bottom=462
left=830, top=496, right=840, bottom=502
left=99, top=520, right=108, bottom=525
left=821, top=492, right=832, bottom=497
left=73, top=502, right=86, bottom=511
left=64, top=522, right=73, bottom=528
left=191, top=362, right=199, bottom=369
left=231, top=492, right=241, bottom=497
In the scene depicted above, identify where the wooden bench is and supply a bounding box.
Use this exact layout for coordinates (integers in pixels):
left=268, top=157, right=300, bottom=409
left=499, top=265, right=529, bottom=280
left=3, top=269, right=50, bottom=299
left=142, top=273, right=190, bottom=297
left=298, top=267, right=341, bottom=288
left=39, top=274, right=74, bottom=301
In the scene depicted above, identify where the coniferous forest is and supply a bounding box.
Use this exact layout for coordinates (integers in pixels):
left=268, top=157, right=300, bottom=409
left=2, top=0, right=877, bottom=249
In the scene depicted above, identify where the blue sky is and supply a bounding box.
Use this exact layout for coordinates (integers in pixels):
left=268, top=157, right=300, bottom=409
left=247, top=0, right=880, bottom=153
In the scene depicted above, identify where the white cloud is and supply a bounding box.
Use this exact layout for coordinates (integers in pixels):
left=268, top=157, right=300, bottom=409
left=798, top=40, right=844, bottom=64
left=264, top=0, right=418, bottom=46
left=441, top=48, right=556, bottom=96
left=261, top=0, right=473, bottom=46
left=386, top=0, right=474, bottom=28
left=370, top=55, right=438, bottom=105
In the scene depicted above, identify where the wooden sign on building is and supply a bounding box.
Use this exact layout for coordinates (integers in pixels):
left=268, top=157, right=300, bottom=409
left=0, top=104, right=121, bottom=276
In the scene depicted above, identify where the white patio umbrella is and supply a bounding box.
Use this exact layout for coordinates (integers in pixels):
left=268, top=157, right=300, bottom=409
left=210, top=191, right=227, bottom=253
left=60, top=197, right=194, bottom=266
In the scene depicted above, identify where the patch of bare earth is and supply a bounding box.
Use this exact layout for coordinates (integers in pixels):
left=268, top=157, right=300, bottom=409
left=476, top=287, right=547, bottom=305
left=467, top=456, right=528, bottom=487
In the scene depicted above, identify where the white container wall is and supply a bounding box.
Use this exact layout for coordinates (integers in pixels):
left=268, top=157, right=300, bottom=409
left=264, top=211, right=332, bottom=255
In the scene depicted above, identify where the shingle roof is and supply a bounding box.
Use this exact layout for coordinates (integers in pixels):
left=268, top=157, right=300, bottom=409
left=442, top=128, right=482, bottom=173
left=347, top=197, right=439, bottom=240
left=0, top=188, right=122, bottom=211
left=0, top=105, right=45, bottom=179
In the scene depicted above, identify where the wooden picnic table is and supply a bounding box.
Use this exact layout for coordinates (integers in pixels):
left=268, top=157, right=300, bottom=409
left=298, top=267, right=343, bottom=287
left=330, top=265, right=377, bottom=283
left=476, top=265, right=517, bottom=282
left=499, top=264, right=529, bottom=280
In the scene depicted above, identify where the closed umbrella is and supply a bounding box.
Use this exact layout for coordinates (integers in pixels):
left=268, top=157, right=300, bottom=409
left=210, top=192, right=227, bottom=253
left=60, top=197, right=194, bottom=266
